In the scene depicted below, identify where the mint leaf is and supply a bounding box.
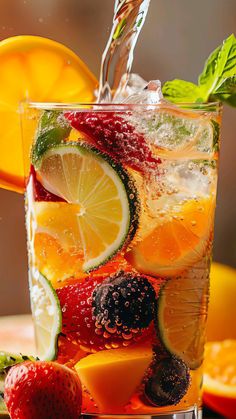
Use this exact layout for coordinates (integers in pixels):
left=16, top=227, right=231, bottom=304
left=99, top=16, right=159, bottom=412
left=214, top=75, right=236, bottom=95
left=162, top=79, right=203, bottom=103
left=199, top=34, right=236, bottom=100
left=211, top=120, right=220, bottom=152
left=163, top=34, right=236, bottom=107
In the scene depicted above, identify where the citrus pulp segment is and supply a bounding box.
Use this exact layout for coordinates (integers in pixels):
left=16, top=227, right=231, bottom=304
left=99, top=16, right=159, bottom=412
left=157, top=272, right=209, bottom=369
left=0, top=35, right=97, bottom=192
left=35, top=144, right=139, bottom=272
left=126, top=197, right=215, bottom=277
left=29, top=269, right=62, bottom=361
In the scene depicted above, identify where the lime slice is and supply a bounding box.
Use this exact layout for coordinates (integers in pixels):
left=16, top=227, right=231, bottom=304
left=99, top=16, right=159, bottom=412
left=29, top=270, right=62, bottom=360
left=31, top=110, right=71, bottom=167
left=34, top=144, right=139, bottom=272
left=157, top=270, right=209, bottom=369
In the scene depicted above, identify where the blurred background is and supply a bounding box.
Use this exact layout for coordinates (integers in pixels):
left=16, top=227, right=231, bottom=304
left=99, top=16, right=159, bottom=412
left=0, top=0, right=235, bottom=315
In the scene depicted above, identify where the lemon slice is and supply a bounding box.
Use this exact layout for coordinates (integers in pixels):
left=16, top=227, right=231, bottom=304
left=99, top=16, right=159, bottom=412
left=34, top=144, right=139, bottom=272
left=0, top=35, right=97, bottom=192
left=29, top=269, right=62, bottom=360
left=157, top=270, right=209, bottom=369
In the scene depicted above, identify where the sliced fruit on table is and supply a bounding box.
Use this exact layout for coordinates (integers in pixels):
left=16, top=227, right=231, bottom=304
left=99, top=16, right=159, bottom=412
left=32, top=143, right=139, bottom=272
left=157, top=270, right=209, bottom=369
left=126, top=197, right=215, bottom=277
left=75, top=344, right=153, bottom=410
left=207, top=263, right=236, bottom=341
left=0, top=35, right=97, bottom=193
left=29, top=269, right=62, bottom=360
left=203, top=340, right=236, bottom=418
left=4, top=361, right=82, bottom=419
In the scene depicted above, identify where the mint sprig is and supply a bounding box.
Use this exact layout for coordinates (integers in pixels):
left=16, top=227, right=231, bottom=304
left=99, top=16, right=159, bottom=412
left=163, top=34, right=236, bottom=106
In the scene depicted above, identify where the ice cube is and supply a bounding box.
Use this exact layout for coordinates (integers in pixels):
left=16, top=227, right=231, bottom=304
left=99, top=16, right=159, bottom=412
left=122, top=79, right=163, bottom=104
left=113, top=73, right=163, bottom=104
left=113, top=73, right=148, bottom=102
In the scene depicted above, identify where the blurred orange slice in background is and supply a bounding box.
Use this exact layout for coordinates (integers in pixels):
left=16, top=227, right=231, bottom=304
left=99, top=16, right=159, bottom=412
left=207, top=263, right=236, bottom=341
left=0, top=35, right=97, bottom=193
left=203, top=264, right=236, bottom=417
left=203, top=340, right=236, bottom=418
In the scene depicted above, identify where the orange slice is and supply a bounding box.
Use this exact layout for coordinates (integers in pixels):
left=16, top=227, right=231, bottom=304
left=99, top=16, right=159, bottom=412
left=0, top=35, right=97, bottom=192
left=203, top=340, right=236, bottom=418
left=126, top=197, right=215, bottom=277
left=75, top=344, right=153, bottom=411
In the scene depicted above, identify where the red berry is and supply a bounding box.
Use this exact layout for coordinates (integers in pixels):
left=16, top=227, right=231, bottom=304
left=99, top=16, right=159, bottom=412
left=4, top=361, right=82, bottom=419
left=28, top=165, right=65, bottom=202
left=56, top=275, right=154, bottom=352
left=65, top=111, right=161, bottom=172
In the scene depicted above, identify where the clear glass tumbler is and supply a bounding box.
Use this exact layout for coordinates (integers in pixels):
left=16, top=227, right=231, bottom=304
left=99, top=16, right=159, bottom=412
left=22, top=101, right=222, bottom=419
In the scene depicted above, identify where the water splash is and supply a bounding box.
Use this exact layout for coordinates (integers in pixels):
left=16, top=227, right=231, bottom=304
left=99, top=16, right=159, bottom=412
left=97, top=0, right=151, bottom=103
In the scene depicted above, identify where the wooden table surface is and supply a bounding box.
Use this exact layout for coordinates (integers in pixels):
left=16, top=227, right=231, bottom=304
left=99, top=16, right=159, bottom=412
left=0, top=315, right=222, bottom=418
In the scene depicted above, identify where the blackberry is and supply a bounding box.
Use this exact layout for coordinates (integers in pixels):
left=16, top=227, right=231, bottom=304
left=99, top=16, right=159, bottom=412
left=144, top=356, right=190, bottom=407
left=92, top=271, right=156, bottom=333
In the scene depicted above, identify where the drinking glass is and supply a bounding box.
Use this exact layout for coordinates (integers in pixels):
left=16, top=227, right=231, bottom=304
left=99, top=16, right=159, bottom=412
left=21, top=101, right=222, bottom=419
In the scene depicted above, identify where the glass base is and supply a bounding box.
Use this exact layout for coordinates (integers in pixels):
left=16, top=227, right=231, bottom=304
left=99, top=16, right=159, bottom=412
left=81, top=407, right=202, bottom=419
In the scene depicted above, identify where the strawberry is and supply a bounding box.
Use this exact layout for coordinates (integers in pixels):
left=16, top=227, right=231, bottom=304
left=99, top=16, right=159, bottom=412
left=4, top=361, right=82, bottom=419
left=56, top=274, right=155, bottom=353
left=29, top=165, right=65, bottom=202
left=65, top=111, right=161, bottom=172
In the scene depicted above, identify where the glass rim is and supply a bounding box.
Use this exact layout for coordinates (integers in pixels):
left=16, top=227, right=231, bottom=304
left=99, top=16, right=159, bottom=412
left=26, top=101, right=222, bottom=112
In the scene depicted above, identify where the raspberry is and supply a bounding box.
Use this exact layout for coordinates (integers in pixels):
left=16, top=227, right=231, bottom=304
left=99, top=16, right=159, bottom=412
left=143, top=356, right=190, bottom=407
left=65, top=111, right=161, bottom=172
left=56, top=275, right=154, bottom=352
left=93, top=271, right=156, bottom=332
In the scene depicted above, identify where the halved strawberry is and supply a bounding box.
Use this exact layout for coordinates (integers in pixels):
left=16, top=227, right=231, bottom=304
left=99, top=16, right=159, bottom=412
left=65, top=111, right=161, bottom=172
left=29, top=165, right=65, bottom=202
left=56, top=273, right=156, bottom=352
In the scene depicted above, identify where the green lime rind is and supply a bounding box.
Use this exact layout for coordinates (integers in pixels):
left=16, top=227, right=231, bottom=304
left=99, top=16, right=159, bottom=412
left=29, top=270, right=62, bottom=361
left=156, top=278, right=206, bottom=370
left=37, top=142, right=140, bottom=272
left=31, top=110, right=71, bottom=168
left=0, top=352, right=36, bottom=416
